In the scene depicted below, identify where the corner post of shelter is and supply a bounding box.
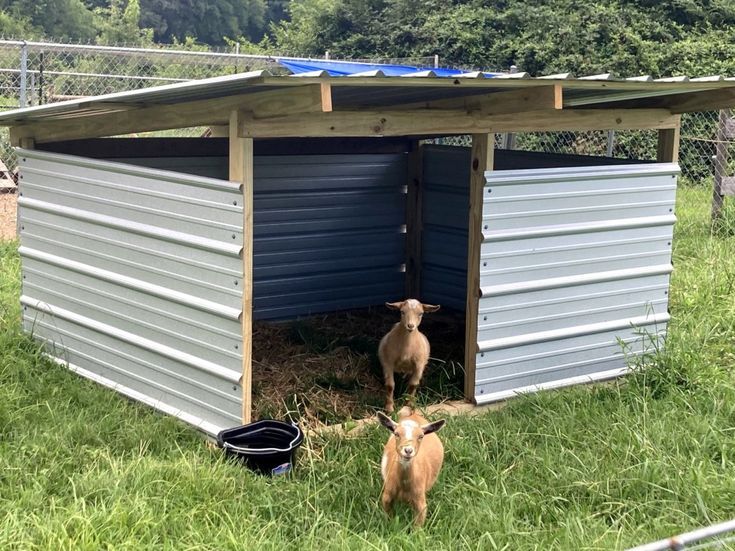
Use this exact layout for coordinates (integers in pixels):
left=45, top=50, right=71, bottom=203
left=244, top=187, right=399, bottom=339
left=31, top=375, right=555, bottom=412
left=464, top=134, right=494, bottom=403
left=656, top=121, right=681, bottom=163
left=405, top=140, right=423, bottom=299
left=229, top=110, right=254, bottom=424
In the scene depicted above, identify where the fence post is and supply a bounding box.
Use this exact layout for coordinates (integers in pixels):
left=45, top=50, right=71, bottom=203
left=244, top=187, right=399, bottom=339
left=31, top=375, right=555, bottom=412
left=606, top=130, right=615, bottom=157
left=711, top=109, right=731, bottom=226
left=19, top=41, right=28, bottom=108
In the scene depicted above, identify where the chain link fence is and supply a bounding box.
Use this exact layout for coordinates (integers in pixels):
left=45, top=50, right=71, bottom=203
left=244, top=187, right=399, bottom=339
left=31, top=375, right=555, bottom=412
left=0, top=38, right=732, bottom=217
left=435, top=111, right=727, bottom=186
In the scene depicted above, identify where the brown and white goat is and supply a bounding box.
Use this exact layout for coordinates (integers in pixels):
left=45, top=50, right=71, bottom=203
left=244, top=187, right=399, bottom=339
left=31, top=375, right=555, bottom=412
left=378, top=299, right=440, bottom=413
left=377, top=407, right=446, bottom=527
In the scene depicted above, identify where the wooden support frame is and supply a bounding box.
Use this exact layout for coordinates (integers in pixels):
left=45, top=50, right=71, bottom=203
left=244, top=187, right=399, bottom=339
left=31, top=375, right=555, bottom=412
left=656, top=123, right=680, bottom=163
left=405, top=140, right=423, bottom=299
left=238, top=109, right=678, bottom=139
left=229, top=110, right=254, bottom=424
left=10, top=83, right=333, bottom=145
left=464, top=134, right=494, bottom=403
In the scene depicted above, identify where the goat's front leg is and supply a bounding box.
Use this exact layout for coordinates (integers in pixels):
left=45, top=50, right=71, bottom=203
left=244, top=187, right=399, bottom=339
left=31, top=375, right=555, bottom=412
left=381, top=489, right=395, bottom=516
left=411, top=495, right=428, bottom=527
left=383, top=367, right=395, bottom=413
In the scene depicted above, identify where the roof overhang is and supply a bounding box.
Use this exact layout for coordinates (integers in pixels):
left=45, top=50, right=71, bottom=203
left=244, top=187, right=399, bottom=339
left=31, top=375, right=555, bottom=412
left=2, top=70, right=734, bottom=144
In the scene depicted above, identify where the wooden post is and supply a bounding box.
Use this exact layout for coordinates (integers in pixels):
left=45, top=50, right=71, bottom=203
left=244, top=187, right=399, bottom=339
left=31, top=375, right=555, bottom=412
left=405, top=140, right=423, bottom=299
left=712, top=109, right=730, bottom=225
left=464, top=134, right=494, bottom=402
left=657, top=125, right=680, bottom=163
left=230, top=110, right=254, bottom=424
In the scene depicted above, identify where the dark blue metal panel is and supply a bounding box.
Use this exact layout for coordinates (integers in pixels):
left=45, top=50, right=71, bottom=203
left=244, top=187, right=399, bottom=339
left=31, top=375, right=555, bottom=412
left=420, top=145, right=470, bottom=310
left=252, top=154, right=407, bottom=320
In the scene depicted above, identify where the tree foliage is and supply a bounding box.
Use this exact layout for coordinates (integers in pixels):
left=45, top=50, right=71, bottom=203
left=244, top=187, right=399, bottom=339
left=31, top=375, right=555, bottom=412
left=273, top=0, right=735, bottom=77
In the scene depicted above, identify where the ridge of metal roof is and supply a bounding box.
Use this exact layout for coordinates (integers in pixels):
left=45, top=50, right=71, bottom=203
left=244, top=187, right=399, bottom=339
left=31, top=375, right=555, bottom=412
left=2, top=69, right=735, bottom=125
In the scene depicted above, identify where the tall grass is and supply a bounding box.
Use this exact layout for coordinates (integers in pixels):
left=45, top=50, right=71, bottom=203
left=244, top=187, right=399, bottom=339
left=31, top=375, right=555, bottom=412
left=0, top=188, right=734, bottom=550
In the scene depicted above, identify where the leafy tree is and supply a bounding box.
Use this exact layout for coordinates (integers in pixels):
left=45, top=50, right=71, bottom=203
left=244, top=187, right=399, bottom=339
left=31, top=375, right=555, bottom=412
left=273, top=0, right=735, bottom=78
left=139, top=0, right=268, bottom=45
left=0, top=0, right=99, bottom=41
left=97, top=0, right=154, bottom=46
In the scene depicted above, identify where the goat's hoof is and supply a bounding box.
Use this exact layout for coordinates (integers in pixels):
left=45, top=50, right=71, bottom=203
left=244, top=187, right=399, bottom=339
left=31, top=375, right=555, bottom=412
left=384, top=404, right=394, bottom=414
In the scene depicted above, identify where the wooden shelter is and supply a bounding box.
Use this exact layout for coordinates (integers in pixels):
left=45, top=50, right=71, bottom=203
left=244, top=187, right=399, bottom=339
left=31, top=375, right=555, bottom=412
left=2, top=70, right=734, bottom=435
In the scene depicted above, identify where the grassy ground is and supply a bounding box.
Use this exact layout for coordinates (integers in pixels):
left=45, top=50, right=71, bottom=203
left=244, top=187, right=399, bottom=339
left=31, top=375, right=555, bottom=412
left=0, top=187, right=734, bottom=550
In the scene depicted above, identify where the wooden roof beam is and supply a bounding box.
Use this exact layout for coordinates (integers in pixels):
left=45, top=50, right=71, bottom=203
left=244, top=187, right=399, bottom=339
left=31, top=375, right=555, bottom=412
left=382, top=85, right=563, bottom=115
left=9, top=84, right=332, bottom=145
left=237, top=108, right=678, bottom=138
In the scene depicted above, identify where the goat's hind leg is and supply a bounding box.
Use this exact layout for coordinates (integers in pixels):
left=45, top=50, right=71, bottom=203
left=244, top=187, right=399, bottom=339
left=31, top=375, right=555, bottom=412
left=405, top=363, right=425, bottom=405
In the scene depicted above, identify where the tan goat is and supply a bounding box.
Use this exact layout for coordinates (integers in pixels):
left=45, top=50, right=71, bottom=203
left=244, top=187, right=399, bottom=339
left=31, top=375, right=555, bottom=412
left=378, top=299, right=440, bottom=413
left=377, top=407, right=446, bottom=527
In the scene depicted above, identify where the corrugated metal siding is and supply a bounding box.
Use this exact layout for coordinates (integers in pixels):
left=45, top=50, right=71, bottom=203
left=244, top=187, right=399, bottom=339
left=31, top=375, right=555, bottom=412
left=420, top=145, right=470, bottom=309
left=113, top=152, right=408, bottom=320
left=474, top=163, right=678, bottom=403
left=251, top=154, right=406, bottom=320
left=18, top=149, right=243, bottom=435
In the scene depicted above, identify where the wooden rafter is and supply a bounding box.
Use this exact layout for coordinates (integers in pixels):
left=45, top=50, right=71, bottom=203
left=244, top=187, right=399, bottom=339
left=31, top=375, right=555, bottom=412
left=383, top=85, right=563, bottom=115
left=9, top=83, right=332, bottom=145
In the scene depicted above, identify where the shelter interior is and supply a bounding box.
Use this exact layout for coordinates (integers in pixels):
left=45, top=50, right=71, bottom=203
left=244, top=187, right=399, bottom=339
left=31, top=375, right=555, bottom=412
left=35, top=135, right=656, bottom=421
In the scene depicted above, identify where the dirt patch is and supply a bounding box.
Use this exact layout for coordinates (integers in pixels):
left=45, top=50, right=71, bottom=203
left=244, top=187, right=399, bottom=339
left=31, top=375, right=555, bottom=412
left=251, top=306, right=465, bottom=429
left=0, top=191, right=17, bottom=241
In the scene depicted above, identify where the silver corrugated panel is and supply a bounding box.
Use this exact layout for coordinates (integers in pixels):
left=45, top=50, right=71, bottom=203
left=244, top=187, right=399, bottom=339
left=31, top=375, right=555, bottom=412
left=420, top=145, right=470, bottom=309
left=252, top=154, right=406, bottom=319
left=474, top=162, right=679, bottom=404
left=18, top=149, right=243, bottom=435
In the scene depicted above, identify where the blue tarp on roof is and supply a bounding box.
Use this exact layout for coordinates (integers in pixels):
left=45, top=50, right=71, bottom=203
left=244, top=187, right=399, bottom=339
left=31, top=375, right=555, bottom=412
left=277, top=58, right=501, bottom=78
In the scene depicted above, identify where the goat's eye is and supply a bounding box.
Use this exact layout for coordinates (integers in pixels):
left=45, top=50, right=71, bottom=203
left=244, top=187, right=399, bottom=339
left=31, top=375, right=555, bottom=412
left=418, top=434, right=424, bottom=440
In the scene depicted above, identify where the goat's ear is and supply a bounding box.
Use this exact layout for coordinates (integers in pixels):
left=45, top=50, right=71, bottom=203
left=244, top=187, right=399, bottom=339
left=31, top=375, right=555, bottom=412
left=385, top=301, right=404, bottom=311
left=421, top=303, right=441, bottom=313
left=421, top=419, right=446, bottom=435
left=377, top=411, right=398, bottom=431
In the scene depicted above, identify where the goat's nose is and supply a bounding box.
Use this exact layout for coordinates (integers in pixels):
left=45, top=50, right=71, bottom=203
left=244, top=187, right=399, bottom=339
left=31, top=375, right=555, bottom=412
left=403, top=446, right=414, bottom=456
left=407, top=323, right=416, bottom=330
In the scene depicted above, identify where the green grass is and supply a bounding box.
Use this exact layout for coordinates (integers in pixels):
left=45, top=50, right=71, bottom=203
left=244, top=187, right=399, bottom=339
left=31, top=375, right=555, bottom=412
left=1, top=189, right=734, bottom=550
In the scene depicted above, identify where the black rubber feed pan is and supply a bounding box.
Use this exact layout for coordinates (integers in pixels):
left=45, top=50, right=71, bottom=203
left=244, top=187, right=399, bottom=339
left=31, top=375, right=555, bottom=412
left=217, top=420, right=304, bottom=476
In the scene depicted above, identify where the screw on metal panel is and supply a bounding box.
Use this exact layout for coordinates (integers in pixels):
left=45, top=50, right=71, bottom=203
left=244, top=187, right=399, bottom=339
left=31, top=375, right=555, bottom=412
left=232, top=386, right=237, bottom=391
left=483, top=316, right=487, bottom=321
left=484, top=225, right=488, bottom=230
left=483, top=262, right=487, bottom=267
left=480, top=352, right=484, bottom=357
left=234, top=280, right=238, bottom=286
left=232, top=234, right=236, bottom=239
left=234, top=344, right=239, bottom=349
left=487, top=188, right=492, bottom=193
left=233, top=201, right=237, bottom=206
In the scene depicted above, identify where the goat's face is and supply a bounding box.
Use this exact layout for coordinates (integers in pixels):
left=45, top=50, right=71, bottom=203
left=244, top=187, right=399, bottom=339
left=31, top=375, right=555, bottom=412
left=385, top=299, right=440, bottom=332
left=377, top=412, right=446, bottom=463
